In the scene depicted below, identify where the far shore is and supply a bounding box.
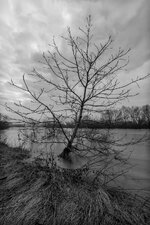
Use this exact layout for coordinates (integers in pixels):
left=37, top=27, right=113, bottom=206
left=1, top=123, right=150, bottom=130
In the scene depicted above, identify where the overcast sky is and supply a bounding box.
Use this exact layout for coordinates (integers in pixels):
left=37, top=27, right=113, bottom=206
left=0, top=0, right=149, bottom=118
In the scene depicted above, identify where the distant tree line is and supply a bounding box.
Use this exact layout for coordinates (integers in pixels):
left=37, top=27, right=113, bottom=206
left=1, top=104, right=150, bottom=130
left=98, top=104, right=150, bottom=129
left=44, top=105, right=150, bottom=129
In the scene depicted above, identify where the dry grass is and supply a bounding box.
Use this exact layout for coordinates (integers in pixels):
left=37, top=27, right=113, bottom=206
left=0, top=142, right=150, bottom=225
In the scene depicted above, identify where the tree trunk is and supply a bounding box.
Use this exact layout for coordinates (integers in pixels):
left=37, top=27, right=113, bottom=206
left=58, top=145, right=71, bottom=160
left=59, top=103, right=84, bottom=160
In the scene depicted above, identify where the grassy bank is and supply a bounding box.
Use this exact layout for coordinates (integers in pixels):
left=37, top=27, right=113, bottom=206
left=0, top=142, right=150, bottom=225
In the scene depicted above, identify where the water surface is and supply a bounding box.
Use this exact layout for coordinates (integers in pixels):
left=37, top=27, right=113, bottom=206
left=0, top=127, right=150, bottom=196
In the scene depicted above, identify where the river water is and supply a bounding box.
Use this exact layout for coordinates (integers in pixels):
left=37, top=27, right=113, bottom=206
left=0, top=127, right=150, bottom=196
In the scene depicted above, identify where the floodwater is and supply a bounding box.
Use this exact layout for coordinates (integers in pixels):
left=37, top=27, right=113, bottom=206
left=0, top=127, right=150, bottom=196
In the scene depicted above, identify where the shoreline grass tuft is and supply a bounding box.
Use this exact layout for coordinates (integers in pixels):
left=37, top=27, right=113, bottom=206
left=0, top=142, right=150, bottom=225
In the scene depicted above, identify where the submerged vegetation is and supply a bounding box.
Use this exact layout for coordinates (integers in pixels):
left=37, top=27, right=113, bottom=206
left=0, top=142, right=150, bottom=225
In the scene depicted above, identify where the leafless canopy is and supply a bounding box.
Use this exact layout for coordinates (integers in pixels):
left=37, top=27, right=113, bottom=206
left=6, top=16, right=149, bottom=163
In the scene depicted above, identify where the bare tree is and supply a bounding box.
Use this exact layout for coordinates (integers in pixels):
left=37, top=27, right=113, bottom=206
left=5, top=16, right=149, bottom=169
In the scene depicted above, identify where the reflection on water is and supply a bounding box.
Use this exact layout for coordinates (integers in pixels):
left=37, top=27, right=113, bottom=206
left=0, top=127, right=150, bottom=195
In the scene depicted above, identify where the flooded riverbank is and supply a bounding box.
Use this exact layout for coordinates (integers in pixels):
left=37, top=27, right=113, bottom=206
left=0, top=127, right=150, bottom=196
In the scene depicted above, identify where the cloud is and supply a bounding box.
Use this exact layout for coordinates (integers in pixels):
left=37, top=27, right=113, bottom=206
left=0, top=0, right=149, bottom=117
left=116, top=59, right=150, bottom=106
left=114, top=0, right=150, bottom=69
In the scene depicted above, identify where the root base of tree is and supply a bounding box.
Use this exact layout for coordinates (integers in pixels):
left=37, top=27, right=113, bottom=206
left=58, top=147, right=72, bottom=161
